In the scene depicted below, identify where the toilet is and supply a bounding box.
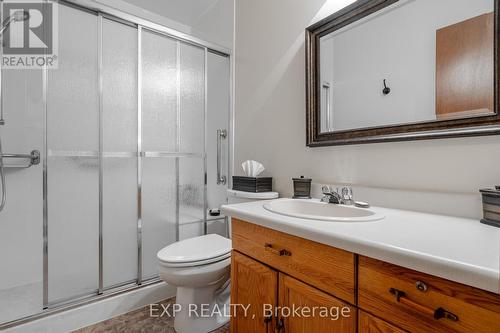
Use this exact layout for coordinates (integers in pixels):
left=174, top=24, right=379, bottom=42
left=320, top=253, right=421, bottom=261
left=157, top=190, right=278, bottom=333
left=227, top=189, right=279, bottom=233
left=157, top=234, right=232, bottom=333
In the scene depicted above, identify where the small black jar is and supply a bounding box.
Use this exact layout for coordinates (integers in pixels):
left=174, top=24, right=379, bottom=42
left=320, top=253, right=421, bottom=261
left=292, top=176, right=312, bottom=199
left=480, top=186, right=500, bottom=228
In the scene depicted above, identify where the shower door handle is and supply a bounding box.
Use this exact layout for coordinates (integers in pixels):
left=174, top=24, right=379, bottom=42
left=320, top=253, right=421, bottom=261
left=217, top=129, right=227, bottom=185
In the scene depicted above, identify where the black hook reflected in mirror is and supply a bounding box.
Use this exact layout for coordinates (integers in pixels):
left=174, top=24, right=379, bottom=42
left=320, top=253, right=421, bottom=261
left=383, top=79, right=391, bottom=95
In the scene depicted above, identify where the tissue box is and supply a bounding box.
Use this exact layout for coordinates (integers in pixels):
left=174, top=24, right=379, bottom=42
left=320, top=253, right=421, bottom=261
left=233, top=176, right=272, bottom=193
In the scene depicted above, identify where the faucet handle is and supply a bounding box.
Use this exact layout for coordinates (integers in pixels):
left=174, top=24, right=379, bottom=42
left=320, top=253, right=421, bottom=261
left=322, top=185, right=332, bottom=195
left=341, top=186, right=354, bottom=204
left=341, top=186, right=352, bottom=196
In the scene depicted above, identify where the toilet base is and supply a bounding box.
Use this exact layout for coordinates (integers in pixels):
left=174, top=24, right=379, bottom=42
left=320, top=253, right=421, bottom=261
left=173, top=277, right=230, bottom=333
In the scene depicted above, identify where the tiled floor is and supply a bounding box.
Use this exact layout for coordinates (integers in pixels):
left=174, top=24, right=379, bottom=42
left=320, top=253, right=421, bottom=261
left=73, top=298, right=230, bottom=333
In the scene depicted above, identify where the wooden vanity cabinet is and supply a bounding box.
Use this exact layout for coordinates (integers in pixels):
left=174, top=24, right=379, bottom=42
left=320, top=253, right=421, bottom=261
left=230, top=219, right=500, bottom=333
left=231, top=219, right=356, bottom=304
left=231, top=250, right=356, bottom=333
left=231, top=219, right=357, bottom=333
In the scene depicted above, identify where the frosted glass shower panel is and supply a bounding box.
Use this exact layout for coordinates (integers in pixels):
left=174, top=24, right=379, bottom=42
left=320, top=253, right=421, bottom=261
left=141, top=158, right=177, bottom=279
left=179, top=157, right=205, bottom=240
left=141, top=29, right=178, bottom=152
left=46, top=5, right=99, bottom=303
left=102, top=18, right=138, bottom=288
left=0, top=69, right=44, bottom=324
left=206, top=52, right=230, bottom=215
left=47, top=157, right=99, bottom=302
left=102, top=19, right=138, bottom=153
left=103, top=158, right=137, bottom=287
left=47, top=5, right=99, bottom=152
left=179, top=43, right=205, bottom=154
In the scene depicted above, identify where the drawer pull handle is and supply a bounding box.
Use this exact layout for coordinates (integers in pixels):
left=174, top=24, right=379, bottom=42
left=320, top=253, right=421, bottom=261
left=264, top=315, right=272, bottom=333
left=264, top=243, right=292, bottom=257
left=275, top=317, right=285, bottom=333
left=389, top=288, right=459, bottom=322
left=434, top=307, right=459, bottom=322
left=415, top=280, right=428, bottom=292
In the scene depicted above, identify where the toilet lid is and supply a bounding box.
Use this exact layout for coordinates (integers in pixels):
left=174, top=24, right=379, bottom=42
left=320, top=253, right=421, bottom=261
left=157, top=234, right=232, bottom=264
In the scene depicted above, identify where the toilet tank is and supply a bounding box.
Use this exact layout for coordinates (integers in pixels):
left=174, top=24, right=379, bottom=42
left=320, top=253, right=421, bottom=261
left=226, top=190, right=279, bottom=237
left=227, top=189, right=279, bottom=204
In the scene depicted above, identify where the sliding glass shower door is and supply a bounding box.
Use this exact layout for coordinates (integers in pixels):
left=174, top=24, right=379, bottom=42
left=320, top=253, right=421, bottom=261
left=46, top=7, right=141, bottom=304
left=101, top=18, right=139, bottom=290
left=141, top=30, right=213, bottom=279
left=0, top=0, right=230, bottom=325
left=46, top=5, right=100, bottom=304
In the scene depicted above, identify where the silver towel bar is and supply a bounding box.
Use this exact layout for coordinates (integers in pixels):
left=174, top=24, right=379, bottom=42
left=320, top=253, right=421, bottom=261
left=0, top=150, right=40, bottom=168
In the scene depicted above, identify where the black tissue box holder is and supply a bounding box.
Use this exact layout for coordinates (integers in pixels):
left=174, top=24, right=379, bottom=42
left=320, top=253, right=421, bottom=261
left=233, top=176, right=272, bottom=193
left=480, top=187, right=500, bottom=228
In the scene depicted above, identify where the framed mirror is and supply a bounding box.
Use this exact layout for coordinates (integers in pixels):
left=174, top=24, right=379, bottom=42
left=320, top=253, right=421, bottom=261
left=306, top=0, right=500, bottom=146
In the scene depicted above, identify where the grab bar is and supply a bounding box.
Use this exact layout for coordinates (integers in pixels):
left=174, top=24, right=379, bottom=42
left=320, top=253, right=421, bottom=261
left=0, top=150, right=40, bottom=168
left=216, top=129, right=227, bottom=185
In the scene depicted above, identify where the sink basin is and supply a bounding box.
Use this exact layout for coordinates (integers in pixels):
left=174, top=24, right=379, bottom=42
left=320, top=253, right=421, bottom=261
left=263, top=199, right=384, bottom=222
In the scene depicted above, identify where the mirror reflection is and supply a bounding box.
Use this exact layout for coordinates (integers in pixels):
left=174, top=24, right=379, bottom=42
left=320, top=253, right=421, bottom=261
left=319, top=0, right=494, bottom=133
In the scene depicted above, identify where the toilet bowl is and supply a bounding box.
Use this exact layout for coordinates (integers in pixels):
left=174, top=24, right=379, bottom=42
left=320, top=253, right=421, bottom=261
left=157, top=234, right=232, bottom=333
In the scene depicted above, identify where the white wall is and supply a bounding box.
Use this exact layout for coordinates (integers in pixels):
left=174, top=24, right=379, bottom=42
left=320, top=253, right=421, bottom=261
left=320, top=0, right=493, bottom=131
left=234, top=0, right=500, bottom=219
left=192, top=0, right=235, bottom=50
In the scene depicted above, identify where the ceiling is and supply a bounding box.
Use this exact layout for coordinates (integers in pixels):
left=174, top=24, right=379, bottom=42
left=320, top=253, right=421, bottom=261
left=122, top=0, right=220, bottom=27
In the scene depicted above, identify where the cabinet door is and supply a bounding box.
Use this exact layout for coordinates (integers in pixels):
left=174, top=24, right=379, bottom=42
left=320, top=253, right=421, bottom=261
left=231, top=251, right=278, bottom=333
left=359, top=311, right=407, bottom=333
left=279, top=274, right=356, bottom=333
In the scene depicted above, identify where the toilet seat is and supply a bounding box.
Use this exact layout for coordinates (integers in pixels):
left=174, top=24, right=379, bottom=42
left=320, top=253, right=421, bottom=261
left=157, top=234, right=231, bottom=268
left=159, top=252, right=231, bottom=268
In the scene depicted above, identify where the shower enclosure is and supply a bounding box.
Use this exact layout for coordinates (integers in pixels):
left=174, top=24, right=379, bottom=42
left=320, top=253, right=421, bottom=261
left=0, top=0, right=231, bottom=327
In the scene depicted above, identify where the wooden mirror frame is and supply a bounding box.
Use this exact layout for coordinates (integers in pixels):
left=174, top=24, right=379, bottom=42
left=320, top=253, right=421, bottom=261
left=306, top=0, right=500, bottom=146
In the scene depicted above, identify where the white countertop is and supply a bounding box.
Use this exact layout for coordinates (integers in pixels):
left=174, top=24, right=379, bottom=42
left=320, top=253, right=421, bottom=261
left=221, top=199, right=500, bottom=294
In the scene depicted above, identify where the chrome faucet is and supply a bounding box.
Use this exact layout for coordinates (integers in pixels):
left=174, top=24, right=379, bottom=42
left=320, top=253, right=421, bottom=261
left=321, top=186, right=343, bottom=204
left=321, top=185, right=354, bottom=205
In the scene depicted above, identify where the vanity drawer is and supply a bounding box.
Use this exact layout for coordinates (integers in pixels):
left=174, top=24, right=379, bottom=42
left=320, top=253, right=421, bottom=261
left=231, top=219, right=355, bottom=304
left=359, top=311, right=407, bottom=333
left=358, top=256, right=500, bottom=333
